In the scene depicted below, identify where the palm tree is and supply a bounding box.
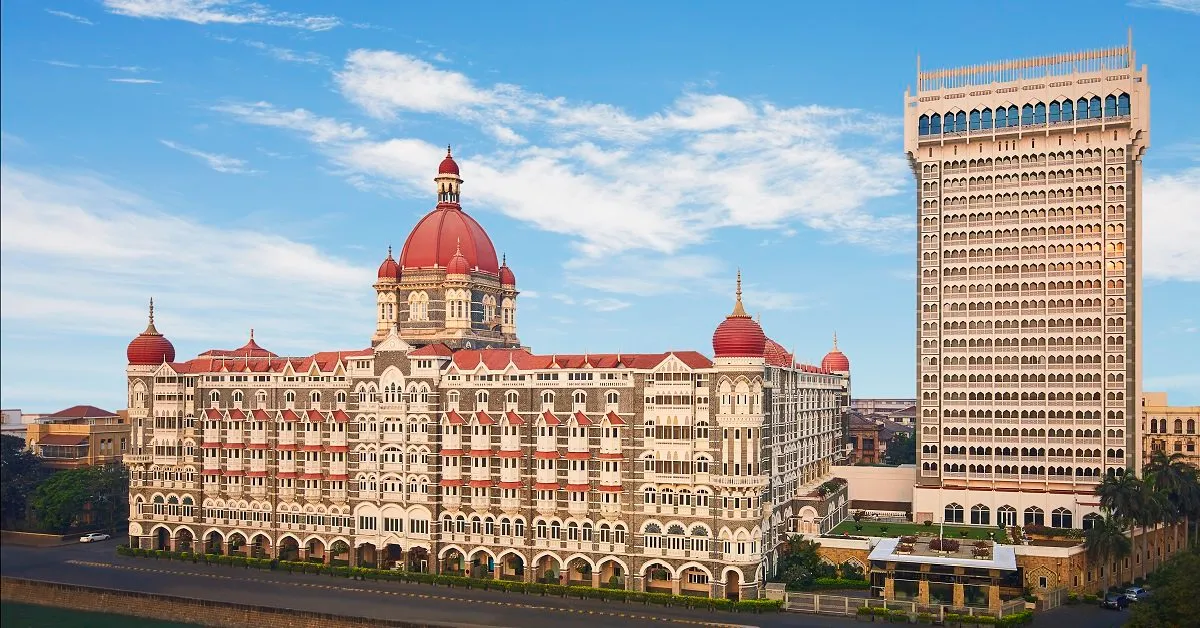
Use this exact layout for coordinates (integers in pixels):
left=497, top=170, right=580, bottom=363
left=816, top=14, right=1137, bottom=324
left=1096, top=472, right=1142, bottom=522
left=1144, top=451, right=1200, bottom=548
left=1084, top=513, right=1132, bottom=594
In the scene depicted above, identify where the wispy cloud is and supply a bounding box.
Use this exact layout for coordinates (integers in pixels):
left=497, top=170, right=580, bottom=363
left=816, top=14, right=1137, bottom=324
left=103, top=0, right=340, bottom=30
left=110, top=77, right=160, bottom=84
left=46, top=9, right=94, bottom=25
left=1129, top=0, right=1200, bottom=14
left=0, top=165, right=369, bottom=350
left=43, top=60, right=145, bottom=73
left=212, top=102, right=368, bottom=144
left=212, top=35, right=326, bottom=65
left=1144, top=168, right=1200, bottom=282
left=160, top=140, right=258, bottom=174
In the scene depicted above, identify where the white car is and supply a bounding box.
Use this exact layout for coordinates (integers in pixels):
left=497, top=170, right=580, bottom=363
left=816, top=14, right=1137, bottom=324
left=1124, top=587, right=1148, bottom=601
left=79, top=533, right=111, bottom=543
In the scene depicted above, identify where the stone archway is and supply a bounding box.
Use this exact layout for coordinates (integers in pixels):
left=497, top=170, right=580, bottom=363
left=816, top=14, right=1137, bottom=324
left=497, top=552, right=525, bottom=581
left=566, top=556, right=595, bottom=587
left=383, top=543, right=403, bottom=569
left=305, top=538, right=326, bottom=563
left=468, top=549, right=495, bottom=579
left=441, top=548, right=464, bottom=575
left=725, top=568, right=742, bottom=601
left=205, top=530, right=223, bottom=555
left=597, top=558, right=626, bottom=590
left=176, top=528, right=195, bottom=553
left=535, top=554, right=562, bottom=585
left=408, top=547, right=429, bottom=573
left=154, top=526, right=170, bottom=551
left=644, top=561, right=673, bottom=594
left=227, top=532, right=248, bottom=556
left=357, top=543, right=378, bottom=568
left=278, top=536, right=300, bottom=561
left=249, top=533, right=271, bottom=559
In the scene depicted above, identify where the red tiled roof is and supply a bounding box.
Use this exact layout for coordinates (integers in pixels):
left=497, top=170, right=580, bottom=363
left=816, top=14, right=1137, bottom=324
left=252, top=409, right=271, bottom=421
left=540, top=410, right=560, bottom=426
left=440, top=479, right=463, bottom=487
left=204, top=409, right=223, bottom=420
left=36, top=434, right=88, bottom=446
left=565, top=483, right=590, bottom=491
left=247, top=471, right=268, bottom=478
left=409, top=343, right=453, bottom=357
left=498, top=481, right=522, bottom=489
left=475, top=410, right=494, bottom=425
left=326, top=445, right=348, bottom=453
left=166, top=348, right=372, bottom=375
left=440, top=449, right=464, bottom=457
left=598, top=453, right=624, bottom=460
left=468, top=479, right=494, bottom=488
left=534, top=482, right=559, bottom=491
left=276, top=471, right=296, bottom=479
left=604, top=411, right=626, bottom=426
left=46, top=405, right=116, bottom=419
left=328, top=474, right=349, bottom=481
left=469, top=448, right=494, bottom=457
left=445, top=410, right=465, bottom=425
left=223, top=469, right=244, bottom=476
left=564, top=451, right=591, bottom=460
left=281, top=410, right=301, bottom=422
left=534, top=450, right=559, bottom=460
left=449, top=349, right=713, bottom=371
left=301, top=473, right=323, bottom=480
left=277, top=443, right=296, bottom=450
left=598, top=484, right=623, bottom=492
left=301, top=444, right=322, bottom=452
left=572, top=411, right=591, bottom=427
left=228, top=408, right=246, bottom=421
left=246, top=443, right=269, bottom=450
left=504, top=410, right=524, bottom=425
left=332, top=410, right=351, bottom=423
left=305, top=409, right=325, bottom=422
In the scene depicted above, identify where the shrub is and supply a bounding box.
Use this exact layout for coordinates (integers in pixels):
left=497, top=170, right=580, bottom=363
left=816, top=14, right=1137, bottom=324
left=879, top=525, right=890, bottom=533
left=897, top=543, right=915, bottom=553
left=1065, top=592, right=1078, bottom=605
left=811, top=578, right=870, bottom=590
left=900, top=535, right=918, bottom=543
left=929, top=538, right=961, bottom=552
left=857, top=606, right=875, bottom=617
left=917, top=612, right=934, bottom=624
left=959, top=530, right=970, bottom=538
left=924, top=520, right=933, bottom=526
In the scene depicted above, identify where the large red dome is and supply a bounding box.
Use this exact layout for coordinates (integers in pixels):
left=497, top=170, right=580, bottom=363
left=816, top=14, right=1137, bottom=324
left=712, top=272, right=766, bottom=358
left=127, top=300, right=175, bottom=365
left=400, top=150, right=499, bottom=275
left=821, top=333, right=850, bottom=371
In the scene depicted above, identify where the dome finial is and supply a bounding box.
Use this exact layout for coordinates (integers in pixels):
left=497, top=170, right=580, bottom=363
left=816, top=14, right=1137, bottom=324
left=502, top=252, right=506, bottom=266
left=455, top=237, right=462, bottom=256
left=446, top=144, right=452, bottom=157
left=731, top=269, right=747, bottom=317
left=388, top=245, right=393, bottom=258
left=250, top=328, right=255, bottom=341
left=833, top=331, right=838, bottom=350
left=148, top=297, right=155, bottom=325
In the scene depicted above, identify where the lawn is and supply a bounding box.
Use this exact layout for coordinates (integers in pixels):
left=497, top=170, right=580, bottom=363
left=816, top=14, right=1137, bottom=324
left=828, top=521, right=1007, bottom=542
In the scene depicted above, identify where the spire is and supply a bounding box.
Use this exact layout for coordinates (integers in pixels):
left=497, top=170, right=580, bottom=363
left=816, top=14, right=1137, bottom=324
left=502, top=253, right=507, bottom=266
left=143, top=297, right=160, bottom=335
left=250, top=328, right=255, bottom=341
left=387, top=245, right=393, bottom=258
left=455, top=237, right=462, bottom=256
left=446, top=144, right=452, bottom=158
left=833, top=331, right=839, bottom=350
left=730, top=269, right=748, bottom=317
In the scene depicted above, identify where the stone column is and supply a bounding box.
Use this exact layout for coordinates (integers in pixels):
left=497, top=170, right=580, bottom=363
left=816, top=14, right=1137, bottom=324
left=953, top=583, right=965, bottom=608
left=671, top=577, right=681, bottom=596
left=988, top=585, right=1001, bottom=612
left=349, top=546, right=357, bottom=568
left=884, top=576, right=896, bottom=601
left=918, top=579, right=930, bottom=605
left=591, top=571, right=600, bottom=588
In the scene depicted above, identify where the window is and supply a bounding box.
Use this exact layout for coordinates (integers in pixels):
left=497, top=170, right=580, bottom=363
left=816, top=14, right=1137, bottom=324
left=997, top=505, right=1017, bottom=527
left=1051, top=507, right=1073, bottom=529
left=1024, top=506, right=1045, bottom=526
left=944, top=503, right=964, bottom=524
left=970, top=504, right=990, bottom=525
left=541, top=391, right=554, bottom=405
left=606, top=391, right=619, bottom=405
left=573, top=391, right=586, bottom=406
left=1082, top=513, right=1102, bottom=531
left=310, top=390, right=321, bottom=404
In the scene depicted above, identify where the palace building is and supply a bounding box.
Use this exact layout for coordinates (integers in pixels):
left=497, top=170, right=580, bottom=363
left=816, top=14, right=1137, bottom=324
left=905, top=40, right=1148, bottom=529
left=124, top=150, right=850, bottom=600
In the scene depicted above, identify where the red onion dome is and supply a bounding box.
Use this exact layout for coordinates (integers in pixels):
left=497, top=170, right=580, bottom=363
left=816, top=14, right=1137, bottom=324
left=446, top=240, right=471, bottom=275
left=377, top=246, right=400, bottom=280
left=763, top=338, right=793, bottom=367
left=399, top=152, right=499, bottom=275
left=438, top=145, right=460, bottom=175
left=127, top=299, right=176, bottom=365
left=821, top=333, right=850, bottom=371
left=498, top=254, right=516, bottom=286
left=712, top=272, right=766, bottom=358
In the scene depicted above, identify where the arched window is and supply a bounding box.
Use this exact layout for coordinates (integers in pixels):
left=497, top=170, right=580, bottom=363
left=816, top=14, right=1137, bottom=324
left=541, top=391, right=554, bottom=406
left=232, top=390, right=244, bottom=403
left=997, top=505, right=1017, bottom=527
left=1049, top=101, right=1061, bottom=123
left=969, top=110, right=981, bottom=131
left=1061, top=99, right=1073, bottom=121
left=1117, top=93, right=1130, bottom=116
left=210, top=390, right=220, bottom=404
left=970, top=504, right=990, bottom=525
left=980, top=108, right=993, bottom=129
left=1024, top=506, right=1045, bottom=526
left=919, top=115, right=930, bottom=136
left=1051, top=507, right=1073, bottom=529
left=310, top=390, right=321, bottom=404
left=606, top=391, right=619, bottom=405
left=284, top=390, right=296, bottom=404
left=930, top=113, right=942, bottom=135
left=1104, top=95, right=1117, bottom=118
left=506, top=391, right=519, bottom=406
left=572, top=391, right=586, bottom=407
left=1081, top=513, right=1102, bottom=531
left=945, top=503, right=964, bottom=524
left=995, top=107, right=1008, bottom=128
left=337, top=391, right=347, bottom=404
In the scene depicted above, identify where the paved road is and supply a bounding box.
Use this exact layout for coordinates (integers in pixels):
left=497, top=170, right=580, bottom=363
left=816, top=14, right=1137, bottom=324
left=0, top=540, right=1129, bottom=628
left=0, top=540, right=836, bottom=628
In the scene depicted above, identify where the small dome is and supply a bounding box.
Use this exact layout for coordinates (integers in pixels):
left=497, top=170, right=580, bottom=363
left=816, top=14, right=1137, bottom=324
left=712, top=272, right=766, bottom=358
left=438, top=145, right=460, bottom=175
left=127, top=299, right=176, bottom=365
left=821, top=333, right=850, bottom=372
left=499, top=254, right=516, bottom=286
left=446, top=240, right=471, bottom=275
left=763, top=338, right=793, bottom=367
left=377, top=247, right=399, bottom=280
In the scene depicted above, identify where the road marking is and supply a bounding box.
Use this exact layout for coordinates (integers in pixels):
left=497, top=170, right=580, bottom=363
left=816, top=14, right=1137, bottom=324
left=62, top=560, right=757, bottom=628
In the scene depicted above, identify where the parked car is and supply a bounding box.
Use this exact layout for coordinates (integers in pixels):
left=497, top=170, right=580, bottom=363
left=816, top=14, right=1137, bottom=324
left=79, top=532, right=111, bottom=543
left=1100, top=593, right=1129, bottom=610
left=1124, top=587, right=1148, bottom=601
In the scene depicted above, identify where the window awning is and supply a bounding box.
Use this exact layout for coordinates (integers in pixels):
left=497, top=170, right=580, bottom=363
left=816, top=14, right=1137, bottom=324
left=38, top=434, right=89, bottom=446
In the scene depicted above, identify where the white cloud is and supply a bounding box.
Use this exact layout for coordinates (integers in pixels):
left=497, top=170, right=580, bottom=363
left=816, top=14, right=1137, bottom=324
left=46, top=9, right=94, bottom=25
left=0, top=165, right=370, bottom=351
left=583, top=298, right=631, bottom=312
left=212, top=102, right=368, bottom=144
left=1144, top=168, right=1200, bottom=282
left=103, top=0, right=340, bottom=31
left=44, top=60, right=145, bottom=72
left=110, top=77, right=160, bottom=84
left=216, top=37, right=325, bottom=65
left=1130, top=0, right=1200, bottom=14
left=160, top=139, right=258, bottom=174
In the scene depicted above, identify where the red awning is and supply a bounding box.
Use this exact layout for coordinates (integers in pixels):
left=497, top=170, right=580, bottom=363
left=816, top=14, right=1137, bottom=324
left=228, top=408, right=246, bottom=421
left=540, top=410, right=560, bottom=426
left=281, top=409, right=301, bottom=422
left=328, top=474, right=349, bottom=481
left=246, top=443, right=269, bottom=450
left=498, top=481, right=523, bottom=489
left=301, top=444, right=323, bottom=452
left=201, top=442, right=221, bottom=449
left=300, top=473, right=323, bottom=480
left=440, top=449, right=464, bottom=457
left=222, top=469, right=244, bottom=476
left=306, top=409, right=326, bottom=422
left=604, top=411, right=626, bottom=426
left=37, top=434, right=88, bottom=446
left=276, top=443, right=296, bottom=451
left=572, top=411, right=592, bottom=426
left=565, top=483, right=590, bottom=492
left=534, top=450, right=559, bottom=460
left=475, top=410, right=494, bottom=425
left=445, top=410, right=465, bottom=425
left=564, top=451, right=591, bottom=460
left=276, top=472, right=297, bottom=479
left=440, top=479, right=464, bottom=487
left=534, top=482, right=560, bottom=491
left=332, top=410, right=351, bottom=422
left=598, top=484, right=623, bottom=492
left=469, top=449, right=494, bottom=457
left=325, top=445, right=348, bottom=453
left=221, top=443, right=242, bottom=449
left=468, top=480, right=494, bottom=488
left=598, top=453, right=624, bottom=460
left=204, top=408, right=222, bottom=420
left=252, top=409, right=271, bottom=421
left=247, top=471, right=268, bottom=478
left=504, top=410, right=524, bottom=425
left=497, top=449, right=522, bottom=458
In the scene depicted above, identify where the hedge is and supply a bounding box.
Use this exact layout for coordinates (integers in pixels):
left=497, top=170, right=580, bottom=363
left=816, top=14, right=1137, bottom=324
left=114, top=546, right=782, bottom=613
left=810, top=577, right=870, bottom=590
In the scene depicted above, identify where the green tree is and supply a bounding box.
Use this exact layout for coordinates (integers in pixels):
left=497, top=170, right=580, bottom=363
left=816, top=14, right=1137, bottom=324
left=883, top=432, right=916, bottom=465
left=1144, top=450, right=1200, bottom=548
left=29, top=467, right=99, bottom=533
left=772, top=536, right=829, bottom=590
left=1, top=433, right=47, bottom=529
left=1126, top=547, right=1200, bottom=628
left=1083, top=513, right=1132, bottom=594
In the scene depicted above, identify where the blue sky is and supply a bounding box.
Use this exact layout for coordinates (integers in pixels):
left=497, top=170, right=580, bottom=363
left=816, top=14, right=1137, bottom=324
left=1, top=0, right=1198, bottom=412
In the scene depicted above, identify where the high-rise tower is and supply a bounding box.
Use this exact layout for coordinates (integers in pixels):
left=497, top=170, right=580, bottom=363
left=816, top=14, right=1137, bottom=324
left=904, top=39, right=1148, bottom=529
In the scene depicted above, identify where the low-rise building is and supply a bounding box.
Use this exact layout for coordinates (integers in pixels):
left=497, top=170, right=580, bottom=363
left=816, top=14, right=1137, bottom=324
left=25, top=405, right=130, bottom=469
left=845, top=413, right=913, bottom=465
left=1142, top=392, right=1198, bottom=468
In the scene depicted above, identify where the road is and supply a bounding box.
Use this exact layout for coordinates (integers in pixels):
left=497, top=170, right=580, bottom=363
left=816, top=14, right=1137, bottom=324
left=0, top=539, right=1130, bottom=628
